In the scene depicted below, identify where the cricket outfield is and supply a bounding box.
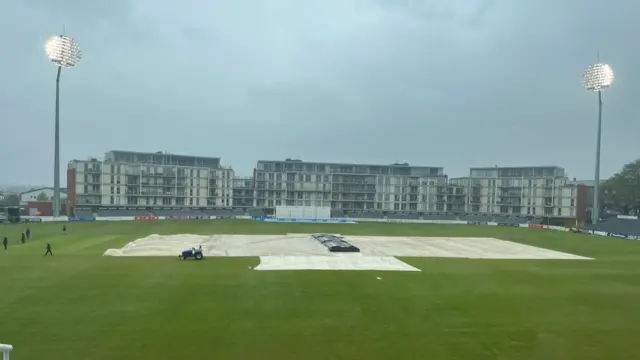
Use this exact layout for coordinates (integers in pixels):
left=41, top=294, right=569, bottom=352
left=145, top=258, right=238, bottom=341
left=1, top=220, right=639, bottom=359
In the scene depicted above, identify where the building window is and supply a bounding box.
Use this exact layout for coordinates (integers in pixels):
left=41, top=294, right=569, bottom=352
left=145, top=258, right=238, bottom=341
left=110, top=196, right=114, bottom=204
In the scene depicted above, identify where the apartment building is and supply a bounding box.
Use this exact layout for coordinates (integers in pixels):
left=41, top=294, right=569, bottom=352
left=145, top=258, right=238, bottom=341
left=463, top=166, right=578, bottom=218
left=67, top=150, right=234, bottom=210
left=253, top=159, right=457, bottom=212
left=232, top=177, right=255, bottom=208
left=446, top=178, right=469, bottom=213
left=64, top=150, right=584, bottom=219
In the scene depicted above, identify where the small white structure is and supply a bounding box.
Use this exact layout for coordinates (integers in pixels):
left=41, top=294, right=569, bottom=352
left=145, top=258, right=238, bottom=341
left=275, top=206, right=331, bottom=219
left=0, top=343, right=12, bottom=360
left=19, top=187, right=67, bottom=205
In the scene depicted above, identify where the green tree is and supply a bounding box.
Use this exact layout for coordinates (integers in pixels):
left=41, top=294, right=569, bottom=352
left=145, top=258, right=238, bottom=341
left=36, top=192, right=50, bottom=201
left=602, top=159, right=640, bottom=214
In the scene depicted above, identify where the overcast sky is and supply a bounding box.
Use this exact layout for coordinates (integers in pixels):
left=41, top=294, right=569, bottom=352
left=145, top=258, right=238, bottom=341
left=0, top=0, right=638, bottom=185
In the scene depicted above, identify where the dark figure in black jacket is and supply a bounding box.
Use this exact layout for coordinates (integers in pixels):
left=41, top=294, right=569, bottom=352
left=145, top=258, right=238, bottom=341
left=44, top=243, right=53, bottom=256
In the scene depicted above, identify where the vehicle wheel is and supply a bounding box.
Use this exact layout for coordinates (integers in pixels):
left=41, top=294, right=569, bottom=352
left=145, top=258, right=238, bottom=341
left=195, top=253, right=203, bottom=260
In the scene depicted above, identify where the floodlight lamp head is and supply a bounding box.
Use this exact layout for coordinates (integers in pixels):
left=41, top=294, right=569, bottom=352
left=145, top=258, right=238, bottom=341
left=45, top=35, right=82, bottom=68
left=582, top=63, right=614, bottom=92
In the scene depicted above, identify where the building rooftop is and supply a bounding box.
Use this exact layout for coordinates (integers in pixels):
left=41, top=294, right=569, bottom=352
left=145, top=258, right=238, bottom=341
left=258, top=159, right=442, bottom=169
left=103, top=150, right=223, bottom=169
left=470, top=165, right=563, bottom=170
left=20, top=187, right=68, bottom=195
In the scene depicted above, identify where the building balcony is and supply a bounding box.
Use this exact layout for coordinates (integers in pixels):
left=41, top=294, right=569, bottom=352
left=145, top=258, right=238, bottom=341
left=81, top=191, right=101, bottom=195
left=139, top=192, right=177, bottom=196
left=330, top=188, right=377, bottom=193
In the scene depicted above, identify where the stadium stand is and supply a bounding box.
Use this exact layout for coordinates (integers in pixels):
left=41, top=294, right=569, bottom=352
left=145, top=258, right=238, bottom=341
left=97, top=209, right=150, bottom=217
left=420, top=214, right=459, bottom=221
left=347, top=211, right=383, bottom=219
left=462, top=214, right=495, bottom=222
left=65, top=207, right=564, bottom=228
left=151, top=209, right=205, bottom=217
left=330, top=209, right=345, bottom=218
left=585, top=216, right=640, bottom=236
left=247, top=208, right=266, bottom=217
left=74, top=208, right=95, bottom=217
left=201, top=208, right=245, bottom=217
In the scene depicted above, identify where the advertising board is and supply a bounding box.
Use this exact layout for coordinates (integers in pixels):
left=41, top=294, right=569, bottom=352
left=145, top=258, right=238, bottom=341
left=135, top=216, right=159, bottom=221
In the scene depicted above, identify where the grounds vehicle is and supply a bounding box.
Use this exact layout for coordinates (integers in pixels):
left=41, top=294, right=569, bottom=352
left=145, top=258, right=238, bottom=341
left=178, top=245, right=204, bottom=260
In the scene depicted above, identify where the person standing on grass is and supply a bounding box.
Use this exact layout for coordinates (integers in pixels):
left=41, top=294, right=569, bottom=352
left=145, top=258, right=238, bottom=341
left=62, top=224, right=67, bottom=234
left=44, top=243, right=53, bottom=256
left=26, top=227, right=31, bottom=240
left=21, top=232, right=25, bottom=244
left=2, top=236, right=7, bottom=250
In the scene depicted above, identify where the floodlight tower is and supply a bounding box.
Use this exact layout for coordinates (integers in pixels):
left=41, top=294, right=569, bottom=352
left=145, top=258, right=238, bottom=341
left=44, top=35, right=82, bottom=218
left=582, top=62, right=615, bottom=226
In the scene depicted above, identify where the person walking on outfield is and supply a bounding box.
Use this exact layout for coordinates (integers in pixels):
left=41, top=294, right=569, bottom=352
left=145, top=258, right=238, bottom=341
left=26, top=227, right=31, bottom=240
left=62, top=224, right=67, bottom=234
left=44, top=243, right=53, bottom=256
left=2, top=236, right=7, bottom=250
left=21, top=233, right=25, bottom=244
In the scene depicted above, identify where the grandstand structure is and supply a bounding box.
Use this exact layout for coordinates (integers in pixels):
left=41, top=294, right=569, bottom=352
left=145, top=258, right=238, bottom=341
left=63, top=151, right=589, bottom=224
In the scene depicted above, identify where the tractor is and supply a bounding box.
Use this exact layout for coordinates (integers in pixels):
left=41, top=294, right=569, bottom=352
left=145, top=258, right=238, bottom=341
left=178, top=245, right=204, bottom=260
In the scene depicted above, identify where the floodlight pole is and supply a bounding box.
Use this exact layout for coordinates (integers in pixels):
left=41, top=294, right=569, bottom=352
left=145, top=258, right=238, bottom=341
left=53, top=66, right=62, bottom=218
left=592, top=90, right=603, bottom=225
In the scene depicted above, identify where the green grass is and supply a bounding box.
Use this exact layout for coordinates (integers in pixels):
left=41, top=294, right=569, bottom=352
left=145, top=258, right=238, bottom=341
left=1, top=220, right=640, bottom=360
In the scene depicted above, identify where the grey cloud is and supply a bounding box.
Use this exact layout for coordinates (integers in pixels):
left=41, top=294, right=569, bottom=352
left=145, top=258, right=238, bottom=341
left=0, top=0, right=639, bottom=186
left=375, top=0, right=497, bottom=27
